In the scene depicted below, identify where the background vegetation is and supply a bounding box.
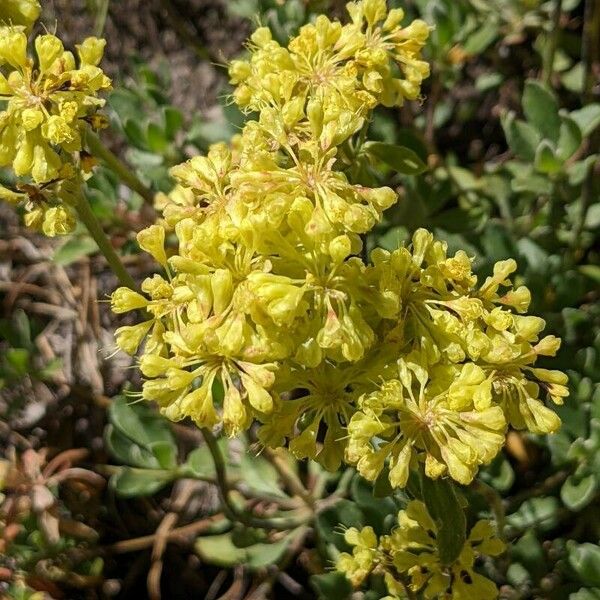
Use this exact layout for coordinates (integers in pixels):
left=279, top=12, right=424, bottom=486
left=1, top=0, right=599, bottom=598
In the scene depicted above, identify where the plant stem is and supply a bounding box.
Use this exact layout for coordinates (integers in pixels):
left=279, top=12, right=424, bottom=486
left=471, top=479, right=506, bottom=539
left=543, top=0, right=563, bottom=86
left=571, top=0, right=600, bottom=249
left=93, top=0, right=110, bottom=36
left=262, top=447, right=314, bottom=508
left=86, top=130, right=154, bottom=205
left=200, top=428, right=311, bottom=531
left=74, top=193, right=137, bottom=290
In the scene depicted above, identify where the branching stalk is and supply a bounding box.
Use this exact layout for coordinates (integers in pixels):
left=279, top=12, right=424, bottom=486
left=471, top=479, right=506, bottom=539
left=86, top=130, right=155, bottom=205
left=74, top=192, right=137, bottom=290
left=200, top=428, right=312, bottom=531
left=543, top=0, right=563, bottom=86
left=262, top=447, right=314, bottom=508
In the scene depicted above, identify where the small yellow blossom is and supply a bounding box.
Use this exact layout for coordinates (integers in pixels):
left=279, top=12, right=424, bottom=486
left=337, top=500, right=505, bottom=599
left=0, top=0, right=40, bottom=30
left=0, top=27, right=111, bottom=184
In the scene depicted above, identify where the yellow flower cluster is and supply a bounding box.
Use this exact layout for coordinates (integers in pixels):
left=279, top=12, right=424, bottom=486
left=0, top=0, right=40, bottom=30
left=336, top=500, right=505, bottom=599
left=0, top=24, right=111, bottom=234
left=111, top=0, right=566, bottom=486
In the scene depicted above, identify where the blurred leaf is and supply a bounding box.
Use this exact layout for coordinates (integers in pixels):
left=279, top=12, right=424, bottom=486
left=184, top=447, right=216, bottom=479
left=311, top=572, right=352, bottom=600
left=571, top=588, right=600, bottom=600
left=507, top=497, right=560, bottom=532
left=240, top=453, right=288, bottom=498
left=105, top=424, right=160, bottom=469
left=350, top=475, right=399, bottom=534
left=502, top=113, right=541, bottom=161
left=511, top=530, right=546, bottom=581
left=111, top=467, right=174, bottom=497
left=463, top=18, right=499, bottom=54
left=557, top=115, right=582, bottom=161
left=6, top=348, right=29, bottom=376
left=420, top=477, right=466, bottom=565
left=146, top=123, right=169, bottom=153
left=195, top=533, right=291, bottom=570
left=366, top=142, right=428, bottom=175
left=535, top=141, right=562, bottom=174
left=481, top=455, right=515, bottom=492
left=523, top=80, right=560, bottom=140
left=561, top=474, right=597, bottom=511
left=109, top=396, right=176, bottom=451
left=151, top=440, right=178, bottom=470
left=316, top=499, right=364, bottom=550
left=53, top=236, right=98, bottom=266
left=163, top=106, right=183, bottom=139
left=579, top=265, right=600, bottom=284
left=570, top=104, right=600, bottom=137
left=124, top=118, right=148, bottom=149
left=569, top=543, right=600, bottom=587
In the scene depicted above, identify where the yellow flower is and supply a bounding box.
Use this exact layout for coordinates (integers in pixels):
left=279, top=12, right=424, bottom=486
left=0, top=0, right=40, bottom=30
left=347, top=357, right=506, bottom=487
left=0, top=28, right=111, bottom=183
left=111, top=2, right=566, bottom=482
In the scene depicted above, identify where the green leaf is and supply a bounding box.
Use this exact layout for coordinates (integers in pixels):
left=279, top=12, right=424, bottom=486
left=570, top=104, right=600, bottom=137
left=316, top=499, right=364, bottom=549
left=111, top=467, right=174, bottom=497
left=511, top=530, right=546, bottom=580
left=163, top=106, right=183, bottom=139
left=240, top=453, right=288, bottom=498
left=569, top=543, right=600, bottom=587
left=394, top=128, right=429, bottom=162
left=420, top=477, right=466, bottom=565
left=147, top=123, right=169, bottom=153
left=502, top=112, right=541, bottom=161
left=104, top=424, right=160, bottom=469
left=109, top=396, right=176, bottom=451
left=463, top=19, right=499, bottom=54
left=350, top=475, right=399, bottom=534
left=535, top=141, right=562, bottom=174
left=53, top=236, right=98, bottom=266
left=481, top=456, right=515, bottom=492
left=561, top=474, right=597, bottom=511
left=11, top=308, right=35, bottom=350
left=195, top=533, right=291, bottom=570
left=523, top=80, right=561, bottom=140
left=124, top=118, right=148, bottom=149
left=184, top=446, right=216, bottom=479
left=150, top=441, right=178, bottom=470
left=311, top=573, right=353, bottom=600
left=373, top=468, right=394, bottom=498
left=6, top=348, right=30, bottom=376
left=507, top=497, right=559, bottom=532
left=366, top=142, right=428, bottom=175
left=557, top=115, right=583, bottom=161
left=580, top=265, right=600, bottom=284
left=570, top=588, right=600, bottom=600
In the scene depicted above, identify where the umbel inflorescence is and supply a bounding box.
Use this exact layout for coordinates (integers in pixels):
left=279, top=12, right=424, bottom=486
left=111, top=0, right=568, bottom=489
left=337, top=500, right=506, bottom=599
left=0, top=2, right=111, bottom=235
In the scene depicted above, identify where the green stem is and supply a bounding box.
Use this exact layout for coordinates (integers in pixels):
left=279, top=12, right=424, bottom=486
left=543, top=0, right=563, bottom=86
left=572, top=0, right=600, bottom=249
left=86, top=130, right=154, bottom=205
left=74, top=192, right=137, bottom=289
left=200, top=428, right=311, bottom=531
left=262, top=447, right=314, bottom=508
left=471, top=479, right=506, bottom=539
left=93, top=0, right=110, bottom=36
